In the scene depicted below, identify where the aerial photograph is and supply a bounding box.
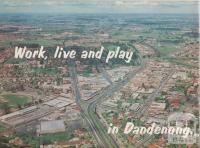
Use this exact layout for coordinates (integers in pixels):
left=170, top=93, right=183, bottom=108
left=0, top=0, right=199, bottom=148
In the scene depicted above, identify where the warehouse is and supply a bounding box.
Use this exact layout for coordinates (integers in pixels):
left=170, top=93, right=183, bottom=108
left=37, top=120, right=66, bottom=135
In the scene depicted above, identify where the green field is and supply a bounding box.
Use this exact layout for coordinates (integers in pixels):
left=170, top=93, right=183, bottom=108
left=0, top=123, right=5, bottom=132
left=1, top=94, right=30, bottom=107
left=16, top=131, right=74, bottom=147
left=30, top=67, right=60, bottom=75
left=41, top=132, right=74, bottom=144
left=13, top=39, right=63, bottom=47
left=5, top=58, right=26, bottom=64
left=157, top=44, right=178, bottom=55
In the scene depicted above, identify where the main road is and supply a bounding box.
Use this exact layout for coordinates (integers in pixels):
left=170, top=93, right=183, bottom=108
left=68, top=59, right=145, bottom=148
left=133, top=68, right=175, bottom=148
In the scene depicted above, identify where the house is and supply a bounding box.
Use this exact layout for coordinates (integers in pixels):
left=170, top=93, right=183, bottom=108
left=149, top=102, right=166, bottom=111
left=149, top=102, right=166, bottom=116
left=166, top=95, right=182, bottom=109
left=129, top=103, right=140, bottom=112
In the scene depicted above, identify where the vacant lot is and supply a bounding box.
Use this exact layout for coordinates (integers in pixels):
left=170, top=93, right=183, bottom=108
left=1, top=94, right=31, bottom=108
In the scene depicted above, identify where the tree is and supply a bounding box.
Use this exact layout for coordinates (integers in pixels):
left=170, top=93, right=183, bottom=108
left=17, top=104, right=22, bottom=110
left=56, top=76, right=62, bottom=86
left=1, top=103, right=11, bottom=114
left=39, top=99, right=43, bottom=103
left=142, top=83, right=146, bottom=89
left=41, top=137, right=52, bottom=145
left=161, top=91, right=167, bottom=96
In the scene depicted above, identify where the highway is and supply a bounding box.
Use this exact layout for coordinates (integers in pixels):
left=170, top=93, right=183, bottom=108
left=68, top=60, right=110, bottom=147
left=68, top=59, right=146, bottom=148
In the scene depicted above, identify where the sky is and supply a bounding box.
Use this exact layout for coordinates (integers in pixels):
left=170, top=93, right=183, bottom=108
left=0, top=0, right=198, bottom=14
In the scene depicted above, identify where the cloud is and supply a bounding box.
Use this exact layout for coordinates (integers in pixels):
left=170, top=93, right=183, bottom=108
left=112, top=0, right=197, bottom=7
left=0, top=0, right=197, bottom=6
left=0, top=0, right=198, bottom=13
